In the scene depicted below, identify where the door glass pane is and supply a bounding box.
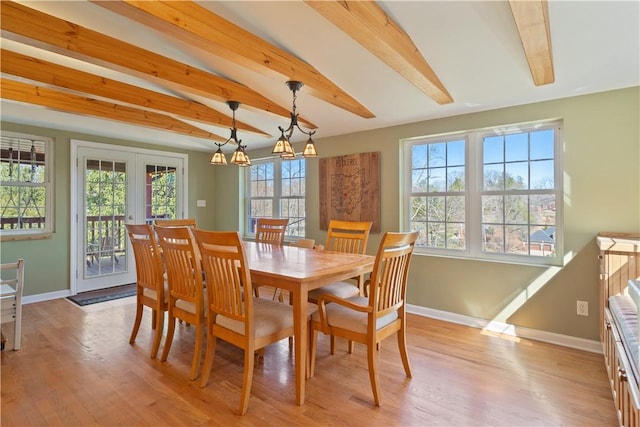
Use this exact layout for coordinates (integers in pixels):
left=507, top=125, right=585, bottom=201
left=85, top=160, right=127, bottom=278
left=145, top=164, right=177, bottom=223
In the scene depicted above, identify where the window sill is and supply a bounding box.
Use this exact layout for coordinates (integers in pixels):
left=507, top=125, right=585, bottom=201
left=0, top=233, right=53, bottom=242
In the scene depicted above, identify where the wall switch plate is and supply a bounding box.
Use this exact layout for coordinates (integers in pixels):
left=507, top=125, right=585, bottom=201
left=196, top=199, right=206, bottom=207
left=577, top=300, right=589, bottom=316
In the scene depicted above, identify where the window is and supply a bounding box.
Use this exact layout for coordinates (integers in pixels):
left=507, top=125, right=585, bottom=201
left=245, top=157, right=306, bottom=238
left=403, top=120, right=562, bottom=265
left=0, top=132, right=53, bottom=238
left=145, top=164, right=178, bottom=223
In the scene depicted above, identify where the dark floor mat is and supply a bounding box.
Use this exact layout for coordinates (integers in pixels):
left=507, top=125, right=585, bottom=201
left=67, top=284, right=136, bottom=306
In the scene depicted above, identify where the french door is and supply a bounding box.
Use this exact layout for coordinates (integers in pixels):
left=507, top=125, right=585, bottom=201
left=71, top=141, right=187, bottom=294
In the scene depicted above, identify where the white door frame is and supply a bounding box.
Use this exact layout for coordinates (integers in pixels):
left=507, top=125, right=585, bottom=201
left=70, top=139, right=188, bottom=295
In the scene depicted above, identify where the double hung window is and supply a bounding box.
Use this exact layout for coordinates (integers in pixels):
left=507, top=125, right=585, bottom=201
left=0, top=132, right=53, bottom=238
left=245, top=157, right=306, bottom=238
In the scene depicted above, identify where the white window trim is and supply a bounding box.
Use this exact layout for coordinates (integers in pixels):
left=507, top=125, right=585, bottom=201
left=401, top=120, right=563, bottom=267
left=243, top=156, right=306, bottom=240
left=0, top=131, right=54, bottom=240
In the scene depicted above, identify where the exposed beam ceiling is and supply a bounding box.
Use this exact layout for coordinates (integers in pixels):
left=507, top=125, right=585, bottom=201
left=305, top=0, right=453, bottom=105
left=0, top=49, right=269, bottom=137
left=93, top=0, right=375, bottom=120
left=1, top=78, right=226, bottom=140
left=0, top=1, right=310, bottom=127
left=0, top=1, right=637, bottom=153
left=508, top=0, right=555, bottom=86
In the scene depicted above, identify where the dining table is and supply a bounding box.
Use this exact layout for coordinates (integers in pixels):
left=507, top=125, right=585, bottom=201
left=242, top=241, right=375, bottom=406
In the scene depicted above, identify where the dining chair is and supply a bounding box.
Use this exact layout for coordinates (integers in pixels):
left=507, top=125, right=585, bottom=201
left=308, top=231, right=418, bottom=406
left=125, top=224, right=168, bottom=359
left=308, top=220, right=372, bottom=352
left=255, top=218, right=288, bottom=245
left=309, top=220, right=372, bottom=301
left=155, top=225, right=207, bottom=380
left=154, top=218, right=197, bottom=228
left=290, top=238, right=315, bottom=249
left=254, top=218, right=288, bottom=299
left=0, top=258, right=24, bottom=351
left=192, top=229, right=295, bottom=415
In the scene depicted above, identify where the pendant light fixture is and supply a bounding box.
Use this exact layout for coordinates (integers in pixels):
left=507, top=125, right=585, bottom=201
left=272, top=81, right=318, bottom=159
left=210, top=101, right=251, bottom=166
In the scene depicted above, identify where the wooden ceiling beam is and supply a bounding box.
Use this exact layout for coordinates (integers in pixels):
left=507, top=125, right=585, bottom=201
left=0, top=49, right=269, bottom=137
left=0, top=1, right=300, bottom=125
left=508, top=0, right=555, bottom=86
left=1, top=78, right=227, bottom=141
left=93, top=0, right=375, bottom=120
left=304, top=0, right=453, bottom=105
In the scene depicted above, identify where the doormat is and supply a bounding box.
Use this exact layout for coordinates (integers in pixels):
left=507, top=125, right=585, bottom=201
left=67, top=284, right=136, bottom=306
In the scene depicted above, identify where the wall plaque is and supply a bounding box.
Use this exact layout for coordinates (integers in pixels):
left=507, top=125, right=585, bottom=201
left=319, top=151, right=380, bottom=232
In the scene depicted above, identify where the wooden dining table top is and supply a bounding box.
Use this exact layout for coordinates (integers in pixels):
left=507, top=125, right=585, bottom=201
left=241, top=240, right=375, bottom=406
left=242, top=241, right=375, bottom=290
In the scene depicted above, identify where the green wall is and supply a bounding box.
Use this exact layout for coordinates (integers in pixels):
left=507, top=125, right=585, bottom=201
left=215, top=87, right=640, bottom=341
left=0, top=123, right=216, bottom=296
left=2, top=87, right=638, bottom=342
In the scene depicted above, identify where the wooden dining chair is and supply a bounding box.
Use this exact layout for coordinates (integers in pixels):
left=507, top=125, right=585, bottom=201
left=308, top=220, right=372, bottom=352
left=155, top=225, right=207, bottom=380
left=309, top=220, right=372, bottom=302
left=192, top=229, right=295, bottom=415
left=290, top=238, right=315, bottom=249
left=154, top=218, right=197, bottom=228
left=125, top=224, right=168, bottom=359
left=0, top=258, right=24, bottom=351
left=308, top=231, right=418, bottom=407
left=254, top=218, right=288, bottom=298
left=255, top=218, right=288, bottom=245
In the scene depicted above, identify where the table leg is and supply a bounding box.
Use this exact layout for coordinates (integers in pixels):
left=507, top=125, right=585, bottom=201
left=292, top=285, right=308, bottom=405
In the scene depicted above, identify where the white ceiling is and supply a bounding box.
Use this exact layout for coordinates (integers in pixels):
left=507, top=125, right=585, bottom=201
left=1, top=0, right=639, bottom=153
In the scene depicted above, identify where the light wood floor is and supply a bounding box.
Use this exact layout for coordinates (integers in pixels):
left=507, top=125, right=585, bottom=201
left=1, top=295, right=617, bottom=426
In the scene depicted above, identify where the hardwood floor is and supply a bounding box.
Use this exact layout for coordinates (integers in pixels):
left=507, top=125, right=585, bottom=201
left=1, top=295, right=617, bottom=426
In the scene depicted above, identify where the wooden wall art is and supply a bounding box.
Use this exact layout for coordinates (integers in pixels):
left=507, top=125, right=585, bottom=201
left=319, top=151, right=380, bottom=232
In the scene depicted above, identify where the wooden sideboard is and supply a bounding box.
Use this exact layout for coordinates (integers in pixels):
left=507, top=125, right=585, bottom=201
left=599, top=233, right=640, bottom=340
left=599, top=232, right=640, bottom=427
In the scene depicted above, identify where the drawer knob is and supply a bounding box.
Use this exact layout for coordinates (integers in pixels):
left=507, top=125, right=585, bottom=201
left=618, top=368, right=628, bottom=381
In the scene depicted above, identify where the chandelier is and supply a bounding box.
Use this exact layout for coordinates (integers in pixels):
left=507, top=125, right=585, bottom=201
left=271, top=81, right=318, bottom=159
left=210, top=101, right=251, bottom=166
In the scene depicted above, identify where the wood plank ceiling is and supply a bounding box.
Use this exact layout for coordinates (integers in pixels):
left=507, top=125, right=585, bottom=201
left=0, top=0, right=553, bottom=147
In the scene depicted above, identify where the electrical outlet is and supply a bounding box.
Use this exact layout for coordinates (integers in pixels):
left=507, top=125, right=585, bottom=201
left=577, top=300, right=589, bottom=316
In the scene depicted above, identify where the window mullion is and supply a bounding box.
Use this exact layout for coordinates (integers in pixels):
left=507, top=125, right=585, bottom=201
left=273, top=161, right=281, bottom=218
left=468, top=133, right=482, bottom=258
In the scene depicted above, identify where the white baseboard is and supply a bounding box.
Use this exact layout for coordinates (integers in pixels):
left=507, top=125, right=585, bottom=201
left=406, top=304, right=602, bottom=354
left=22, top=292, right=601, bottom=354
left=23, top=290, right=71, bottom=305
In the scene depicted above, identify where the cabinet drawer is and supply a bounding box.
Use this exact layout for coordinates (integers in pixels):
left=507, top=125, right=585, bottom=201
left=614, top=338, right=640, bottom=427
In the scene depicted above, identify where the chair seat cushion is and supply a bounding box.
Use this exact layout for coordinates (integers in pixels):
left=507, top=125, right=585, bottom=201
left=142, top=281, right=169, bottom=303
left=217, top=298, right=294, bottom=337
left=175, top=292, right=207, bottom=314
left=308, top=281, right=360, bottom=301
left=311, top=296, right=398, bottom=334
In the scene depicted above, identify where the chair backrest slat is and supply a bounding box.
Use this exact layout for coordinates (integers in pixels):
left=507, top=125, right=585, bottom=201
left=125, top=224, right=164, bottom=294
left=255, top=218, right=288, bottom=245
left=325, top=220, right=372, bottom=255
left=193, top=230, right=252, bottom=326
left=369, top=233, right=418, bottom=314
left=154, top=218, right=197, bottom=228
left=155, top=226, right=203, bottom=304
